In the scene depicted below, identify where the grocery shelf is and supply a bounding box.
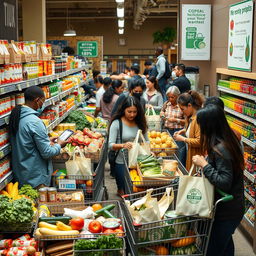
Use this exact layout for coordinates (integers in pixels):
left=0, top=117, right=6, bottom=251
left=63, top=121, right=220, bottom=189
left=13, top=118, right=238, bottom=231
left=0, top=143, right=11, bottom=159
left=218, top=86, right=256, bottom=102
left=224, top=107, right=256, bottom=126
left=241, top=136, right=256, bottom=150
left=244, top=215, right=254, bottom=228
left=216, top=68, right=256, bottom=80
left=0, top=112, right=11, bottom=127
left=44, top=81, right=85, bottom=108
left=244, top=191, right=255, bottom=205
left=0, top=171, right=13, bottom=191
left=0, top=67, right=85, bottom=96
left=47, top=105, right=76, bottom=132
left=244, top=169, right=256, bottom=184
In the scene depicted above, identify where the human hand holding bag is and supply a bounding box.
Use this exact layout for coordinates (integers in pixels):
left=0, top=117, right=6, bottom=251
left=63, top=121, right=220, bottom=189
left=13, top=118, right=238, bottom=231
left=175, top=164, right=214, bottom=218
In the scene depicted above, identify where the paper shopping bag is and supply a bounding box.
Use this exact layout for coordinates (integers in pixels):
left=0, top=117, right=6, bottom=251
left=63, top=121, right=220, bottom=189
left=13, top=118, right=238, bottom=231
left=125, top=188, right=160, bottom=224
left=158, top=187, right=174, bottom=218
left=145, top=106, right=161, bottom=130
left=65, top=149, right=80, bottom=176
left=128, top=129, right=151, bottom=168
left=75, top=147, right=92, bottom=176
left=175, top=165, right=214, bottom=218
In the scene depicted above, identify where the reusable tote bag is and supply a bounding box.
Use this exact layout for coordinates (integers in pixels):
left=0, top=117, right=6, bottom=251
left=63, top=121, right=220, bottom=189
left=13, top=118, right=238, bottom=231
left=145, top=106, right=161, bottom=130
left=128, top=129, right=151, bottom=168
left=175, top=164, right=214, bottom=218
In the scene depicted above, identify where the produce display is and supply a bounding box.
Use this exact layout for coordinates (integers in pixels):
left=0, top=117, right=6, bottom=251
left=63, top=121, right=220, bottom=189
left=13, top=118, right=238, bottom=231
left=0, top=234, right=40, bottom=256
left=148, top=131, right=178, bottom=156
left=74, top=235, right=123, bottom=256
left=34, top=202, right=124, bottom=240
left=0, top=195, right=34, bottom=232
left=65, top=110, right=92, bottom=130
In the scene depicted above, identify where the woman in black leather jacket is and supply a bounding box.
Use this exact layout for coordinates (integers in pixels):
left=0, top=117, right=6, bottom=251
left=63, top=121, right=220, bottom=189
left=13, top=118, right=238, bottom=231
left=192, top=104, right=244, bottom=256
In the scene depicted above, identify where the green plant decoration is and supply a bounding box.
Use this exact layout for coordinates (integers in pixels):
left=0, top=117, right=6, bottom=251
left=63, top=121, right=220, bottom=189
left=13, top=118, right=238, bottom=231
left=152, top=27, right=176, bottom=45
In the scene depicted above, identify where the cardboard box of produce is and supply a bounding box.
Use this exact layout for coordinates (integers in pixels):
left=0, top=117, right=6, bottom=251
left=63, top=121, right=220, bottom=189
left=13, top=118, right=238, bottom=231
left=8, top=41, right=21, bottom=63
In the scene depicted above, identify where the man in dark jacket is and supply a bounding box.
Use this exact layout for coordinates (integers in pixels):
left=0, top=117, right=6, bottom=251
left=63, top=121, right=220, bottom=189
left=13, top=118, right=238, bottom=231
left=82, top=70, right=100, bottom=97
left=172, top=64, right=191, bottom=93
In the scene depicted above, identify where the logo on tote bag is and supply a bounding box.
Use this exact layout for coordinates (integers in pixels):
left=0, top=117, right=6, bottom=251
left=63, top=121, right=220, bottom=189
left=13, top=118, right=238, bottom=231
left=187, top=188, right=202, bottom=204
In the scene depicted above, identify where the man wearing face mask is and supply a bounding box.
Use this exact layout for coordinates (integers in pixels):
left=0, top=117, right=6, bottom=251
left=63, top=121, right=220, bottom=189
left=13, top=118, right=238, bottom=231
left=172, top=64, right=191, bottom=93
left=111, top=78, right=146, bottom=116
left=9, top=86, right=68, bottom=189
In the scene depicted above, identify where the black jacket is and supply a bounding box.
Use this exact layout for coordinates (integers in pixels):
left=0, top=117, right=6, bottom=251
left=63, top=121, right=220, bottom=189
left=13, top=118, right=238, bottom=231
left=203, top=144, right=244, bottom=221
left=172, top=75, right=191, bottom=93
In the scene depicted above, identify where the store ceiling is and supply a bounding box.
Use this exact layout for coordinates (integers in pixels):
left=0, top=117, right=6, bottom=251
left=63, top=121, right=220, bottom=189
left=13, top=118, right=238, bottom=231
left=19, top=0, right=178, bottom=28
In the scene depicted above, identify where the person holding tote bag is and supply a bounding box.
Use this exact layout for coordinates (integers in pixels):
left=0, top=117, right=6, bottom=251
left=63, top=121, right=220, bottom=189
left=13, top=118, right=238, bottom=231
left=108, top=96, right=148, bottom=197
left=192, top=104, right=244, bottom=256
left=173, top=90, right=203, bottom=171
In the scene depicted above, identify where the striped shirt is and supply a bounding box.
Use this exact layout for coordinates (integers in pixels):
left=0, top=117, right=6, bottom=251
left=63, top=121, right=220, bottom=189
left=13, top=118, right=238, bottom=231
left=161, top=102, right=184, bottom=129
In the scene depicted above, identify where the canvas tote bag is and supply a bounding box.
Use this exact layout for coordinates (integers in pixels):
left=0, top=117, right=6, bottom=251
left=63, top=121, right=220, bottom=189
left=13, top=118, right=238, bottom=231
left=145, top=106, right=161, bottom=130
left=128, top=129, right=151, bottom=168
left=175, top=164, right=214, bottom=218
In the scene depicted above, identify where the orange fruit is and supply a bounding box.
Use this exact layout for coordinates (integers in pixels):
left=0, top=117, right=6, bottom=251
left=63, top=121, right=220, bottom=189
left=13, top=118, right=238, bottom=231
left=151, top=131, right=157, bottom=138
left=155, top=246, right=169, bottom=255
left=86, top=180, right=93, bottom=186
left=92, top=203, right=102, bottom=212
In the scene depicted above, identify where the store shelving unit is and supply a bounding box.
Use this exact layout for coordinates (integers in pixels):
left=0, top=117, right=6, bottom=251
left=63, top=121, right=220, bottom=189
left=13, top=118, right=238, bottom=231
left=0, top=67, right=86, bottom=191
left=217, top=68, right=256, bottom=253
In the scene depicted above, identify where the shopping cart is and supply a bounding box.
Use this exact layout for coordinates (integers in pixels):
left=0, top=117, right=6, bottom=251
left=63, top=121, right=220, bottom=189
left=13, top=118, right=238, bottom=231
left=34, top=200, right=125, bottom=241
left=122, top=185, right=233, bottom=256
left=122, top=150, right=187, bottom=194
left=52, top=142, right=108, bottom=201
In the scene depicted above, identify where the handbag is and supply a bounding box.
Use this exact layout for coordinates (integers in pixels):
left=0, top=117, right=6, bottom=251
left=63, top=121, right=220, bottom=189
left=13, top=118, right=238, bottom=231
left=145, top=106, right=161, bottom=130
left=175, top=164, right=214, bottom=218
left=108, top=119, right=123, bottom=165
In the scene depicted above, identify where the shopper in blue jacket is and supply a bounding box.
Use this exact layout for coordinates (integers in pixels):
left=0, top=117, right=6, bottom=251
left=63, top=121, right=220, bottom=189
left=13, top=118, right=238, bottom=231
left=9, top=86, right=67, bottom=188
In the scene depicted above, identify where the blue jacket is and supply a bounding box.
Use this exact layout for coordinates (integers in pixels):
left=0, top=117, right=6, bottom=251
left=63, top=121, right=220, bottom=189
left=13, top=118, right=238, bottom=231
left=11, top=106, right=61, bottom=188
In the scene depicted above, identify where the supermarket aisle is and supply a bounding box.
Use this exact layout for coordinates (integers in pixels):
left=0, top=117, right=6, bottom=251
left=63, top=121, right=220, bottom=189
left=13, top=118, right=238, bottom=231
left=104, top=166, right=256, bottom=256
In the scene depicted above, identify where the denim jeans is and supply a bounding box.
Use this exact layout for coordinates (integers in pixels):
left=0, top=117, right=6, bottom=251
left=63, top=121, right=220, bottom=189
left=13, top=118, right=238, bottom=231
left=114, top=163, right=125, bottom=191
left=158, top=77, right=168, bottom=101
left=206, top=219, right=241, bottom=256
left=167, top=128, right=186, bottom=167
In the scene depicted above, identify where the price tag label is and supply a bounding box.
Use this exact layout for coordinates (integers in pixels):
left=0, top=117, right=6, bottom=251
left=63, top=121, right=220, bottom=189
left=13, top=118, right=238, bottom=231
left=58, top=179, right=76, bottom=190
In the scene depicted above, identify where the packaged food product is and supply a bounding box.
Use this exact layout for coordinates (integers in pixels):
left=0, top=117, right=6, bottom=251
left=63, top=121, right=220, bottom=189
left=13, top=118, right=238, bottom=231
left=47, top=187, right=57, bottom=202
left=39, top=187, right=48, bottom=202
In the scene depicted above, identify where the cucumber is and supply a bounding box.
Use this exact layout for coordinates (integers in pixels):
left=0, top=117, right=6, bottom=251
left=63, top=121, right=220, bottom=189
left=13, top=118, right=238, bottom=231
left=95, top=204, right=115, bottom=215
left=101, top=209, right=115, bottom=218
left=39, top=216, right=71, bottom=225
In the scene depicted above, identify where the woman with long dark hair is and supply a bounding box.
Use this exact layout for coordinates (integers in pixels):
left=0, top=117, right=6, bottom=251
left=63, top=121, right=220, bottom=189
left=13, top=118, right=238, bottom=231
left=192, top=104, right=244, bottom=256
left=108, top=96, right=148, bottom=196
left=173, top=90, right=203, bottom=170
left=99, top=80, right=124, bottom=121
left=9, top=86, right=67, bottom=189
left=142, top=76, right=163, bottom=111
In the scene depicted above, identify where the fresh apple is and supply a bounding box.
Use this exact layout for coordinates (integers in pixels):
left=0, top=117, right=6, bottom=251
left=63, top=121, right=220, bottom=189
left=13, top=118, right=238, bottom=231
left=114, top=228, right=124, bottom=237
left=70, top=217, right=84, bottom=230
left=88, top=220, right=102, bottom=233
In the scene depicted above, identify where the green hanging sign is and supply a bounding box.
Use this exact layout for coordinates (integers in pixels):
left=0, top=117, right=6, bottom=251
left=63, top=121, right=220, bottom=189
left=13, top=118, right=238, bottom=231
left=77, top=41, right=98, bottom=57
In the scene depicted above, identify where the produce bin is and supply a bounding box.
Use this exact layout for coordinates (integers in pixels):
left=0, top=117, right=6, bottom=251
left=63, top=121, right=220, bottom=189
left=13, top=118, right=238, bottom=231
left=34, top=200, right=126, bottom=241
left=123, top=153, right=187, bottom=194
left=73, top=237, right=126, bottom=256
left=122, top=186, right=211, bottom=256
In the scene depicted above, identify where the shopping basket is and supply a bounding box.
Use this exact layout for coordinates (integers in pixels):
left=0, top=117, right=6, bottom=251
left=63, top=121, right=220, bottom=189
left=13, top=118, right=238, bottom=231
left=34, top=200, right=125, bottom=241
left=122, top=186, right=233, bottom=256
left=52, top=141, right=108, bottom=201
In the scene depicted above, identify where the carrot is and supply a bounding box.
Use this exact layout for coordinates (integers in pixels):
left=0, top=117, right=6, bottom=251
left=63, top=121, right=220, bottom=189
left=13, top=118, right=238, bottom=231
left=171, top=237, right=196, bottom=247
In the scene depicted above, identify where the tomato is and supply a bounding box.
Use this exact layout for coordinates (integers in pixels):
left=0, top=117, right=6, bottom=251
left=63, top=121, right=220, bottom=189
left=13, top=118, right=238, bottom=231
left=88, top=220, right=102, bottom=233
left=114, top=228, right=124, bottom=237
left=118, top=225, right=124, bottom=231
left=103, top=229, right=115, bottom=235
left=69, top=217, right=84, bottom=230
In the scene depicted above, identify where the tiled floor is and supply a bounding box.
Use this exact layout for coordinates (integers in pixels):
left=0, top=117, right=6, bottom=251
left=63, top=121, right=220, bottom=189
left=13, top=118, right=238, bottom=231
left=104, top=167, right=256, bottom=256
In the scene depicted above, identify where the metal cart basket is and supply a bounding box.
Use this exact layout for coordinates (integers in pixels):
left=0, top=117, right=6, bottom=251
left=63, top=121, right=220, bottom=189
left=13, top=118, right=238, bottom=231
left=122, top=185, right=233, bottom=256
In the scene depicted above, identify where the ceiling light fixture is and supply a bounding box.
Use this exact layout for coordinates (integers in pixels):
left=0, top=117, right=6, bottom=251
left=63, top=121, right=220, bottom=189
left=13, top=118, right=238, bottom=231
left=63, top=6, right=76, bottom=36
left=117, top=6, right=124, bottom=18
left=118, top=28, right=124, bottom=34
left=118, top=19, right=124, bottom=28
left=115, top=0, right=124, bottom=3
